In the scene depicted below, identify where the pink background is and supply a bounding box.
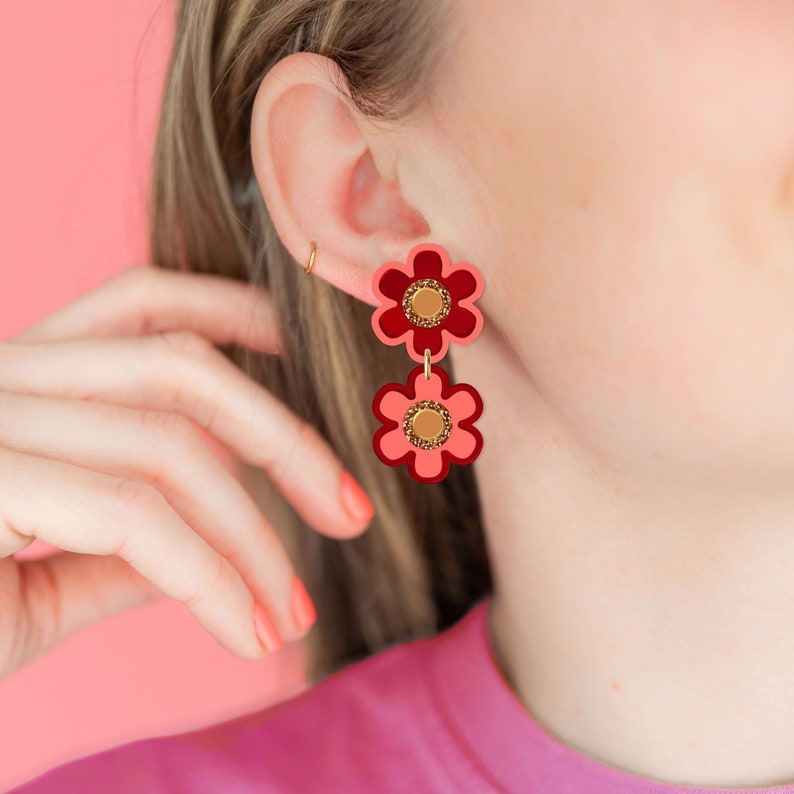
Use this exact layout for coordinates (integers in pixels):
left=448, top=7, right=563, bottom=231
left=0, top=2, right=306, bottom=789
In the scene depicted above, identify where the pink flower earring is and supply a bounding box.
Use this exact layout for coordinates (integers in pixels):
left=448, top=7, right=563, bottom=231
left=370, top=243, right=484, bottom=484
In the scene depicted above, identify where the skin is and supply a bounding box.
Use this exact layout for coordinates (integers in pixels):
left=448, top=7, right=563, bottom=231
left=251, top=1, right=794, bottom=787
left=0, top=271, right=374, bottom=677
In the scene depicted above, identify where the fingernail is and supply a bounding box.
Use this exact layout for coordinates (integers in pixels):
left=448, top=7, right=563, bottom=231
left=290, top=576, right=317, bottom=631
left=339, top=470, right=375, bottom=524
left=252, top=603, right=283, bottom=653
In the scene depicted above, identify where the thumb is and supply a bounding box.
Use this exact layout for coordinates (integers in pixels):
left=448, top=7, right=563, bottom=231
left=11, top=551, right=164, bottom=673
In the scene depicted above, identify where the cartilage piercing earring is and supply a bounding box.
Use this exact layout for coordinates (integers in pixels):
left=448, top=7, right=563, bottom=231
left=305, top=240, right=317, bottom=274
left=370, top=243, right=484, bottom=484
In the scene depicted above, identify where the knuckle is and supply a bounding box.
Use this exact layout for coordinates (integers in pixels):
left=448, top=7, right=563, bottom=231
left=138, top=411, right=205, bottom=482
left=115, top=262, right=156, bottom=284
left=145, top=333, right=225, bottom=434
left=192, top=392, right=221, bottom=438
left=111, top=478, right=165, bottom=521
left=110, top=265, right=163, bottom=337
left=112, top=263, right=157, bottom=300
left=155, top=329, right=215, bottom=361
left=138, top=408, right=195, bottom=447
left=210, top=553, right=230, bottom=590
left=142, top=411, right=206, bottom=476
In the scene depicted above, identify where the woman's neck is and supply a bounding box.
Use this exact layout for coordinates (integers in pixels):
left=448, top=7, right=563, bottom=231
left=450, top=326, right=794, bottom=790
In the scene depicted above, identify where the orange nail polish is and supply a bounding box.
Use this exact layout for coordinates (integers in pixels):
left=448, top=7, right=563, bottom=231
left=291, top=576, right=317, bottom=631
left=252, top=603, right=282, bottom=653
left=339, top=470, right=375, bottom=524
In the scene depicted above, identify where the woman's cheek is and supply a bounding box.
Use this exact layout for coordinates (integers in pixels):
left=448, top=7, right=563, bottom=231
left=502, top=172, right=793, bottom=481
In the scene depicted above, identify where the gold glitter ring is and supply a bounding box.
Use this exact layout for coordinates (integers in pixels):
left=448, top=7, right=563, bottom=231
left=402, top=399, right=453, bottom=449
left=402, top=278, right=451, bottom=327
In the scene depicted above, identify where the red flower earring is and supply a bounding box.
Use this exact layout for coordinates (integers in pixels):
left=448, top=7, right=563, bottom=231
left=371, top=243, right=484, bottom=484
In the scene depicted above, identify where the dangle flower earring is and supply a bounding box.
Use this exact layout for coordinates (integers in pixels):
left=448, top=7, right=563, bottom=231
left=370, top=243, right=484, bottom=484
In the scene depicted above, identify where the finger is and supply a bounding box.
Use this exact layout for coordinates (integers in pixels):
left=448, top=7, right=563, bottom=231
left=0, top=332, right=375, bottom=540
left=6, top=264, right=283, bottom=355
left=0, top=446, right=275, bottom=664
left=7, top=551, right=166, bottom=675
left=0, top=390, right=311, bottom=643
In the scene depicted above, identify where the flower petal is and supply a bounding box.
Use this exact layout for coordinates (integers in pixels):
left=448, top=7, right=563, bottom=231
left=377, top=426, right=414, bottom=462
left=443, top=268, right=477, bottom=300
left=412, top=248, right=443, bottom=280
left=446, top=425, right=477, bottom=460
left=414, top=370, right=444, bottom=401
left=443, top=305, right=477, bottom=339
left=413, top=447, right=444, bottom=479
left=377, top=388, right=413, bottom=423
left=444, top=388, right=476, bottom=421
left=411, top=325, right=444, bottom=358
left=378, top=304, right=410, bottom=339
left=378, top=269, right=411, bottom=301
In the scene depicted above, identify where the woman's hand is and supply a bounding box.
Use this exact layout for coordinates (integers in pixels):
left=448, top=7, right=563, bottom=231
left=0, top=264, right=374, bottom=682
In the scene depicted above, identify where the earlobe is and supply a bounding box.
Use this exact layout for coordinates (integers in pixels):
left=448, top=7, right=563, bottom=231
left=249, top=51, right=432, bottom=306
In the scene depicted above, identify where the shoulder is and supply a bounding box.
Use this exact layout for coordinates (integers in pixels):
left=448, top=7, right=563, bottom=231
left=9, top=630, right=444, bottom=794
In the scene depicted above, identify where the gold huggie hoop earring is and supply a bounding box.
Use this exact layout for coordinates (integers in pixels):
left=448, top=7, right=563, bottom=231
left=305, top=240, right=317, bottom=275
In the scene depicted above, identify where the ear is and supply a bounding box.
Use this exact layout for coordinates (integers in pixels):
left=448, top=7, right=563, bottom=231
left=250, top=51, right=433, bottom=306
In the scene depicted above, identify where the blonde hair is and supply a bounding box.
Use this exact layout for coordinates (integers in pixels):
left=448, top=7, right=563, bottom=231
left=147, top=0, right=490, bottom=682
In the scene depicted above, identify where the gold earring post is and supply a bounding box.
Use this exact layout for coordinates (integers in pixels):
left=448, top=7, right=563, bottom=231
left=305, top=240, right=317, bottom=275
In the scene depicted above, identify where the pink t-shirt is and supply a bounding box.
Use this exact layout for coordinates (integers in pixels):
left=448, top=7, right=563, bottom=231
left=10, top=593, right=794, bottom=793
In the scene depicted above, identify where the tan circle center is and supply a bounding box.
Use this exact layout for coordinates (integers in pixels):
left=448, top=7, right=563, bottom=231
left=411, top=287, right=443, bottom=319
left=402, top=279, right=451, bottom=328
left=403, top=399, right=453, bottom=449
left=411, top=407, right=445, bottom=441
